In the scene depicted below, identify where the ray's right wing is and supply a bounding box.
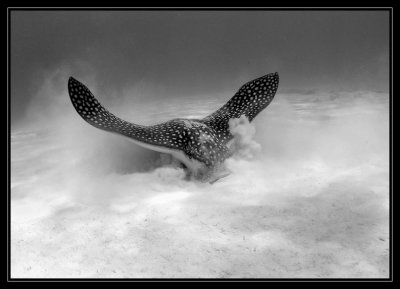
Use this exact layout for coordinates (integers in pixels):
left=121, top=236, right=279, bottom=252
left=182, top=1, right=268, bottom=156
left=201, top=72, right=279, bottom=139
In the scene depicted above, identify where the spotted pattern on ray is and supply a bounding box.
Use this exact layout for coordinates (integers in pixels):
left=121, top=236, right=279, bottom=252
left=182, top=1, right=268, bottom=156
left=68, top=73, right=278, bottom=173
left=201, top=72, right=279, bottom=144
left=68, top=77, right=232, bottom=168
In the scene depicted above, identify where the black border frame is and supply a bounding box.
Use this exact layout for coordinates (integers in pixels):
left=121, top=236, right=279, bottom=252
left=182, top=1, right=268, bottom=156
left=6, top=7, right=393, bottom=282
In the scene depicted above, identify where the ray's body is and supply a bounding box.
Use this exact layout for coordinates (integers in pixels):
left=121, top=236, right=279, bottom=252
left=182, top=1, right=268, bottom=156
left=68, top=73, right=279, bottom=181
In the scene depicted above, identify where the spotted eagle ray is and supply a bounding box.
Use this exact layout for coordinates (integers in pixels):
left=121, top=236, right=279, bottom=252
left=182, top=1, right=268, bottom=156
left=68, top=72, right=279, bottom=182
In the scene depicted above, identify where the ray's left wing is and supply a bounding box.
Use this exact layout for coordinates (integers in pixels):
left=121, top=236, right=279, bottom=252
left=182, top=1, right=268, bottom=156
left=68, top=77, right=180, bottom=150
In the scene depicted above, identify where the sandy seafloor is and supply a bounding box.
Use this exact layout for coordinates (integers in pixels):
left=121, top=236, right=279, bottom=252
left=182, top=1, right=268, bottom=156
left=11, top=89, right=390, bottom=278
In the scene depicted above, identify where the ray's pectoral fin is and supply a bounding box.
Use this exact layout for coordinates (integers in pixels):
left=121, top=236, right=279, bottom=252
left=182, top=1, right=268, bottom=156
left=68, top=77, right=153, bottom=147
left=201, top=72, right=279, bottom=143
left=68, top=77, right=133, bottom=135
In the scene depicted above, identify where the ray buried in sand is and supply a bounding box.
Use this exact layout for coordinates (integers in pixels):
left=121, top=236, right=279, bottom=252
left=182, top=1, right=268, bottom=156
left=68, top=72, right=279, bottom=182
